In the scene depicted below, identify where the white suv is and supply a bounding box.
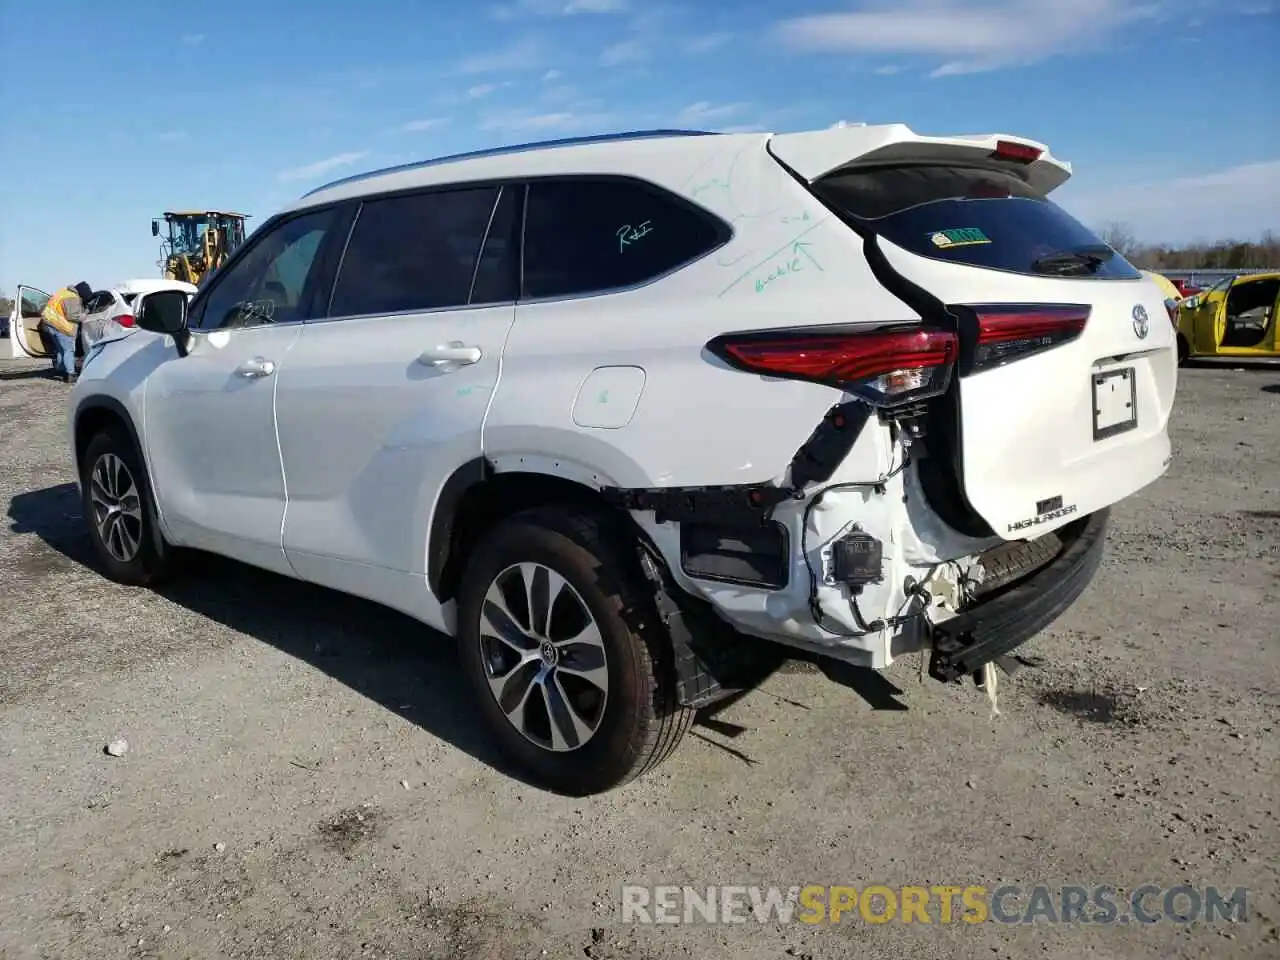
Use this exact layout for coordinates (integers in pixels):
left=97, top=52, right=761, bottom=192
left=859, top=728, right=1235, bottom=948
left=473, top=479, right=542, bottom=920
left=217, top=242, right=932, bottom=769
left=68, top=126, right=1176, bottom=794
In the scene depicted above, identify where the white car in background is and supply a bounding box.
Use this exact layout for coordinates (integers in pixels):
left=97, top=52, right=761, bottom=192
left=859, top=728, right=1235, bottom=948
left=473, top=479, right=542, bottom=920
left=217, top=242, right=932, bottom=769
left=5, top=278, right=197, bottom=361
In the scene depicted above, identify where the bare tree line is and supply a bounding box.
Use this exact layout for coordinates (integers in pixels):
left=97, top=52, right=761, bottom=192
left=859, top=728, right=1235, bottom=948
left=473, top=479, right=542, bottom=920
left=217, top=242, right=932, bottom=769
left=1099, top=223, right=1280, bottom=271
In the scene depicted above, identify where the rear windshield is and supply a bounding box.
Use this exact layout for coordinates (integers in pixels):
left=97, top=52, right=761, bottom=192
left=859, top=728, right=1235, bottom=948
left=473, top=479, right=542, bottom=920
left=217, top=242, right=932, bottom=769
left=811, top=164, right=1141, bottom=280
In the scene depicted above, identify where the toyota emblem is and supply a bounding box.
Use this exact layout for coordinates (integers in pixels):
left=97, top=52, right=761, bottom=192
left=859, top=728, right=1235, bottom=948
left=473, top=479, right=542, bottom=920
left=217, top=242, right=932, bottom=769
left=1132, top=304, right=1149, bottom=339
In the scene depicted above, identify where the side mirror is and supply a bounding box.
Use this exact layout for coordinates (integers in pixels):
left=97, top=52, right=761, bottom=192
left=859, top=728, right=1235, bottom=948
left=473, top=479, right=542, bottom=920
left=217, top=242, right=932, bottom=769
left=137, top=289, right=193, bottom=356
left=1183, top=296, right=1200, bottom=310
left=152, top=220, right=160, bottom=237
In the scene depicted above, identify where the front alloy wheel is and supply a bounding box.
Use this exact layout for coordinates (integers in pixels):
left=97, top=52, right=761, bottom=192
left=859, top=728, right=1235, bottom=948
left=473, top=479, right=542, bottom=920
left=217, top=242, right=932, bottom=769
left=480, top=562, right=609, bottom=752
left=88, top=452, right=144, bottom=563
left=79, top=424, right=177, bottom=586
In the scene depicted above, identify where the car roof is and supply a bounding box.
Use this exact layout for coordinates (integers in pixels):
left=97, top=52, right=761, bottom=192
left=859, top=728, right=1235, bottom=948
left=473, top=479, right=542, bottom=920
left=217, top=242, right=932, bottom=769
left=116, top=278, right=199, bottom=295
left=284, top=129, right=738, bottom=212
left=300, top=129, right=717, bottom=197
left=282, top=123, right=1073, bottom=217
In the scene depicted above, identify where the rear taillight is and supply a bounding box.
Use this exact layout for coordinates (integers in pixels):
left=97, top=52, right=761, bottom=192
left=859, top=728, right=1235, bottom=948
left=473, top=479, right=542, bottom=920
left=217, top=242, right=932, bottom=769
left=116, top=314, right=135, bottom=327
left=960, top=304, right=1090, bottom=373
left=706, top=325, right=957, bottom=406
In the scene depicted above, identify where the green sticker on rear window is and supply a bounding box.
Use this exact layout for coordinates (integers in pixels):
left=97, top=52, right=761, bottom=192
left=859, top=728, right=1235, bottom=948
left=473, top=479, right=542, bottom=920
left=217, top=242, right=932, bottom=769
left=930, top=227, right=991, bottom=248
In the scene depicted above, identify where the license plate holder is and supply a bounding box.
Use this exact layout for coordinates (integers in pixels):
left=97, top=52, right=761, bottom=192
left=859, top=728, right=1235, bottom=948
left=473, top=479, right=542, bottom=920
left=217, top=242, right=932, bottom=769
left=1092, top=367, right=1137, bottom=440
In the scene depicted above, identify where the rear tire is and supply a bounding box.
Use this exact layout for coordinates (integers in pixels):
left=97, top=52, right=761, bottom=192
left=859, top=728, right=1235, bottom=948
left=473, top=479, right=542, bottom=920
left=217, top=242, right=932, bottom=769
left=456, top=505, right=694, bottom=796
left=80, top=425, right=177, bottom=586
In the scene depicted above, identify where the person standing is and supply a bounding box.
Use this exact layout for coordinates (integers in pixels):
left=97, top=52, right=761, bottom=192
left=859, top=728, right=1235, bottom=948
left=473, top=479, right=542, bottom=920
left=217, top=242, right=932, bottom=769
left=38, top=281, right=92, bottom=382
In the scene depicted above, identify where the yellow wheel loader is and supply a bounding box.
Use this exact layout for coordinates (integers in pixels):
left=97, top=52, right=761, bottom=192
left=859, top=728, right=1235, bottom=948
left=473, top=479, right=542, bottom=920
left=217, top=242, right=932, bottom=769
left=152, top=211, right=249, bottom=287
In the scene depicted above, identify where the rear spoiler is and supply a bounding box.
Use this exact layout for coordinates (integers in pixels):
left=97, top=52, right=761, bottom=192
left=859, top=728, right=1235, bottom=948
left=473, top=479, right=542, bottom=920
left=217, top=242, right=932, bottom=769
left=767, top=124, right=1072, bottom=195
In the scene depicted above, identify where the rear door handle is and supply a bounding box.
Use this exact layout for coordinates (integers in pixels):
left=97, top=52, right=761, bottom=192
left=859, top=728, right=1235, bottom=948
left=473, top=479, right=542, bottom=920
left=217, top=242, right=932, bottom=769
left=235, top=357, right=276, bottom=378
left=417, top=343, right=482, bottom=367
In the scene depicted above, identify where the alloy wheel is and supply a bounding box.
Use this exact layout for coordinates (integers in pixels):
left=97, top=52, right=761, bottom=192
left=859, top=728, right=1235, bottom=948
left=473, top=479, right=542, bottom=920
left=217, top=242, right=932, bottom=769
left=89, top=452, right=143, bottom=563
left=478, top=562, right=610, bottom=752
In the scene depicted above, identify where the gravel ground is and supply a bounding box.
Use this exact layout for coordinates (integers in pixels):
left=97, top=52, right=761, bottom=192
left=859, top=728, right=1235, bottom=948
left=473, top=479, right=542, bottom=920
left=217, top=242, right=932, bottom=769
left=1, top=354, right=1277, bottom=960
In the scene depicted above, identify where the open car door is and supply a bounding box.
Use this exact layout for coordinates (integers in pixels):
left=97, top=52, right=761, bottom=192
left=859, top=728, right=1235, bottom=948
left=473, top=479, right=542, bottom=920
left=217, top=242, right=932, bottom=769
left=1187, top=277, right=1231, bottom=355
left=6, top=285, right=52, bottom=360
left=1271, top=283, right=1280, bottom=355
left=1218, top=274, right=1280, bottom=356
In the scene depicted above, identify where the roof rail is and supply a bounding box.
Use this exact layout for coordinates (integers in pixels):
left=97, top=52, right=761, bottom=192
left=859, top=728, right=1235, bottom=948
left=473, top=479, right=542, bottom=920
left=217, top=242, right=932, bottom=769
left=301, top=128, right=720, bottom=198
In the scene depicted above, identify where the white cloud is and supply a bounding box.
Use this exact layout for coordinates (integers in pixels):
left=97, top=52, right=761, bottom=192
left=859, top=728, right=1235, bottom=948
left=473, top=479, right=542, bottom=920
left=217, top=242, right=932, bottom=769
left=773, top=0, right=1163, bottom=76
left=480, top=110, right=612, bottom=131
left=541, top=69, right=563, bottom=81
left=456, top=38, right=543, bottom=74
left=676, top=101, right=749, bottom=125
left=468, top=83, right=500, bottom=98
left=158, top=129, right=186, bottom=142
left=541, top=83, right=578, bottom=102
left=277, top=151, right=370, bottom=182
left=1062, top=159, right=1280, bottom=245
left=684, top=31, right=734, bottom=54
left=394, top=118, right=448, bottom=133
left=600, top=38, right=647, bottom=65
left=181, top=33, right=204, bottom=45
left=490, top=0, right=626, bottom=17
left=562, top=0, right=626, bottom=10
left=873, top=64, right=903, bottom=75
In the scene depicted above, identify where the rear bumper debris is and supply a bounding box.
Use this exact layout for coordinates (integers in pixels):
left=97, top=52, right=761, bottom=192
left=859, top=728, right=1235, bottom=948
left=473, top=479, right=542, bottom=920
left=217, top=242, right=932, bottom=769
left=928, top=508, right=1110, bottom=682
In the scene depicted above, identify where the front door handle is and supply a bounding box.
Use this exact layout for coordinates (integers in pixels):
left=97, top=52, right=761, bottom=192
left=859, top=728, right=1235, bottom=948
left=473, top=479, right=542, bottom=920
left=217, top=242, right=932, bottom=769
left=417, top=343, right=482, bottom=367
left=235, top=357, right=276, bottom=378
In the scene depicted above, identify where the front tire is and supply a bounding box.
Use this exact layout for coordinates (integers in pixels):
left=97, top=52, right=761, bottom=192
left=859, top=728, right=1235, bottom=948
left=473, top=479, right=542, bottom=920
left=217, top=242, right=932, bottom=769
left=80, top=425, right=177, bottom=586
left=456, top=505, right=694, bottom=796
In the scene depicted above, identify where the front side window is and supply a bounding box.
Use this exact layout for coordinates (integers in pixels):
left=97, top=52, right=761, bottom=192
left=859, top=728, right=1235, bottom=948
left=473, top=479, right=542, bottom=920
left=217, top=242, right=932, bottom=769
left=328, top=186, right=501, bottom=317
left=20, top=288, right=49, bottom=318
left=193, top=208, right=338, bottom=330
left=521, top=177, right=727, bottom=300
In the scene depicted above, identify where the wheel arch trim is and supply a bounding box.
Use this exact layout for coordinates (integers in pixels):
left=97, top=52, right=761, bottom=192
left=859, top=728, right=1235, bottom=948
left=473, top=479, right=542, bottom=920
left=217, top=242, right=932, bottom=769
left=72, top=395, right=168, bottom=539
left=425, top=454, right=625, bottom=600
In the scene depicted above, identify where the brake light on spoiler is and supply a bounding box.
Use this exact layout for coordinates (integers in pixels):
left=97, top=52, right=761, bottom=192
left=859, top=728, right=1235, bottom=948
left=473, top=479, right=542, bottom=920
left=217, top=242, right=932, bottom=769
left=992, top=139, right=1043, bottom=164
left=706, top=325, right=958, bottom=407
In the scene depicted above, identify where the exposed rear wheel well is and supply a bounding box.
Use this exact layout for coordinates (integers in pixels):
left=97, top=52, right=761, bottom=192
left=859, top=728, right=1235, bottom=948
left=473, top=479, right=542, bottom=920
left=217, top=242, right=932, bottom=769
left=433, top=471, right=630, bottom=603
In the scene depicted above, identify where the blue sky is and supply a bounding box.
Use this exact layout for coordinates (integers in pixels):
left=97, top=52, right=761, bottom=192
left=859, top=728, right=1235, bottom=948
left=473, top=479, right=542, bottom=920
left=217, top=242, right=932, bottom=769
left=2, top=0, right=1277, bottom=292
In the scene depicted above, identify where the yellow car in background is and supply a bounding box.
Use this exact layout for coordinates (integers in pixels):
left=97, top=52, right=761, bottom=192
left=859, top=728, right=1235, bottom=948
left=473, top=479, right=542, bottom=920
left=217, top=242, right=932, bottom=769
left=1142, top=270, right=1182, bottom=305
left=1141, top=270, right=1182, bottom=330
left=1174, top=271, right=1280, bottom=364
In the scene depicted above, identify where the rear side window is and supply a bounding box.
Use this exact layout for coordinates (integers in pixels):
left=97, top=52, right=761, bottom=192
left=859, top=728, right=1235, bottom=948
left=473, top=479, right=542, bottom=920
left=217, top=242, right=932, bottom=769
left=521, top=178, right=726, bottom=299
left=82, top=291, right=116, bottom=313
left=812, top=165, right=1142, bottom=280
left=329, top=186, right=500, bottom=317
